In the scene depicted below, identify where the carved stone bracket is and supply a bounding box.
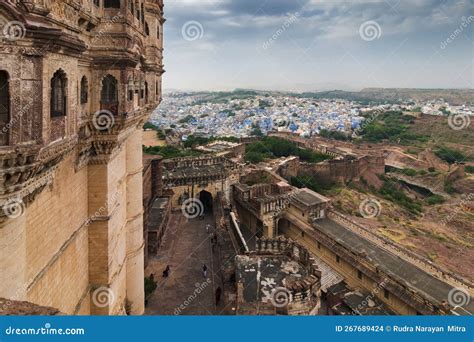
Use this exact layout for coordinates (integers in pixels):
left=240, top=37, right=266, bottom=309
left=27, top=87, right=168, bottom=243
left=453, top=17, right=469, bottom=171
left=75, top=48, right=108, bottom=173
left=0, top=137, right=76, bottom=223
left=75, top=109, right=149, bottom=169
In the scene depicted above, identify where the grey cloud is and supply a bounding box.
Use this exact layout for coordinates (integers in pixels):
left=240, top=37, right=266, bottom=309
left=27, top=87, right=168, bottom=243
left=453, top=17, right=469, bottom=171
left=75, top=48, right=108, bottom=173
left=223, top=0, right=310, bottom=16
left=163, top=0, right=473, bottom=91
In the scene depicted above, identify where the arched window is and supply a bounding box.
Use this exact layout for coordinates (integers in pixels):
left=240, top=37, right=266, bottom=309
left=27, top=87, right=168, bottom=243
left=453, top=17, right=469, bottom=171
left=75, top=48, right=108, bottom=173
left=136, top=1, right=140, bottom=20
left=80, top=76, right=88, bottom=104
left=93, top=0, right=100, bottom=7
left=127, top=77, right=134, bottom=101
left=140, top=79, right=145, bottom=99
left=157, top=25, right=160, bottom=39
left=129, top=0, right=134, bottom=13
left=145, top=81, right=149, bottom=103
left=145, top=22, right=150, bottom=36
left=141, top=3, right=145, bottom=23
left=104, top=0, right=120, bottom=8
left=101, top=75, right=118, bottom=104
left=50, top=70, right=67, bottom=117
left=0, top=71, right=10, bottom=145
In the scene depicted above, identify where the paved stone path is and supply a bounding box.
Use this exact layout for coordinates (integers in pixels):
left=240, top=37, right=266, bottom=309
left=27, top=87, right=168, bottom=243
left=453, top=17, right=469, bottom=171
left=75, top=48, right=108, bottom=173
left=145, top=211, right=218, bottom=315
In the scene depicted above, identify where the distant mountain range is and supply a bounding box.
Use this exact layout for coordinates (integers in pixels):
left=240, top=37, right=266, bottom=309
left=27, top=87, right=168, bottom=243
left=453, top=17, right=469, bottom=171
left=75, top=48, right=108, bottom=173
left=291, top=88, right=473, bottom=105
left=356, top=88, right=473, bottom=105
left=164, top=88, right=474, bottom=105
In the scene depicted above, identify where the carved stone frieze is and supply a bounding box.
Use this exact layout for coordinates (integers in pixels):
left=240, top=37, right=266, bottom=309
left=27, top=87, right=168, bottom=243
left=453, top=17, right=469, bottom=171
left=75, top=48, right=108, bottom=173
left=74, top=109, right=150, bottom=169
left=0, top=137, right=76, bottom=222
left=49, top=1, right=79, bottom=27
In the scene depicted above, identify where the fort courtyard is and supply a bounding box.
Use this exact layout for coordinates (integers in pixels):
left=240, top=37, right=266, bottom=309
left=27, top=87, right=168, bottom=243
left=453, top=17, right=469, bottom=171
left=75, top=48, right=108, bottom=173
left=145, top=211, right=222, bottom=315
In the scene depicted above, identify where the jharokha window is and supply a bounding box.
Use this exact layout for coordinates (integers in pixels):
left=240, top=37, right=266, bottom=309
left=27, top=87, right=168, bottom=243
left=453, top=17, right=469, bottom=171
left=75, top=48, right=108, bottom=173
left=101, top=75, right=118, bottom=103
left=0, top=71, right=10, bottom=145
left=50, top=70, right=67, bottom=118
left=80, top=76, right=88, bottom=104
left=101, top=74, right=118, bottom=114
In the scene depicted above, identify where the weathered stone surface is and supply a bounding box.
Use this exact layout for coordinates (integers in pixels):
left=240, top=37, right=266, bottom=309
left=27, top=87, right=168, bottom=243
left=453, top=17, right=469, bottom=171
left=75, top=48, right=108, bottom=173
left=0, top=0, right=164, bottom=315
left=0, top=298, right=61, bottom=316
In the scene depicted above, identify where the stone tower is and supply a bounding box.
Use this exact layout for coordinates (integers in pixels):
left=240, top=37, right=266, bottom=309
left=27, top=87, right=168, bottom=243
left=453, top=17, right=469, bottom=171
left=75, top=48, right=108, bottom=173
left=0, top=0, right=165, bottom=315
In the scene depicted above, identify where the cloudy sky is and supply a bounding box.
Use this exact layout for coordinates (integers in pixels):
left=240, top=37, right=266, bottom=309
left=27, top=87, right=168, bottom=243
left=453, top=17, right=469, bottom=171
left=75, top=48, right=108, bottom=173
left=162, top=0, right=473, bottom=92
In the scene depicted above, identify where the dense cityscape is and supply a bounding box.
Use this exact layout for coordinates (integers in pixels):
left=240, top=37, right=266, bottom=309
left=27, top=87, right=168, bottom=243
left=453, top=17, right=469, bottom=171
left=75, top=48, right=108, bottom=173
left=151, top=91, right=474, bottom=139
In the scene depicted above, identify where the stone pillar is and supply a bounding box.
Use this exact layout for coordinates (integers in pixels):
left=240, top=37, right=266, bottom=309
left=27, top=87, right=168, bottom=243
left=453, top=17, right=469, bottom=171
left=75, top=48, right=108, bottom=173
left=87, top=163, right=115, bottom=315
left=262, top=217, right=275, bottom=238
left=125, top=128, right=145, bottom=315
left=87, top=147, right=130, bottom=316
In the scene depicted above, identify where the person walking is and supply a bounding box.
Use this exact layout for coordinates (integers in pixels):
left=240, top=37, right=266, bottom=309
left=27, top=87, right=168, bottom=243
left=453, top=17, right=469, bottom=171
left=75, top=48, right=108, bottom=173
left=162, top=265, right=170, bottom=278
left=202, top=264, right=208, bottom=278
left=211, top=233, right=218, bottom=246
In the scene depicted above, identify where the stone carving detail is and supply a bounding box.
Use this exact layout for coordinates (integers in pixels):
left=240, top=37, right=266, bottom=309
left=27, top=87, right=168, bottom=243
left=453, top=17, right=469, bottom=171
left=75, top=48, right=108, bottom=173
left=49, top=1, right=79, bottom=27
left=20, top=48, right=46, bottom=57
left=0, top=138, right=76, bottom=222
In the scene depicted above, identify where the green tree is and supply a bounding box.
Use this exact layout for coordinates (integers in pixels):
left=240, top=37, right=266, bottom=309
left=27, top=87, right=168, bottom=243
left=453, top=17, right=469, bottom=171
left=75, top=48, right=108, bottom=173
left=434, top=146, right=467, bottom=164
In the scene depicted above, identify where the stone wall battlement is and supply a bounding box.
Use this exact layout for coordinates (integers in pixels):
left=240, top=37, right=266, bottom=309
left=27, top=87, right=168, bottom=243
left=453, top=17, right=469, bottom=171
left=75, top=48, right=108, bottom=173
left=163, top=156, right=240, bottom=170
left=328, top=210, right=473, bottom=293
